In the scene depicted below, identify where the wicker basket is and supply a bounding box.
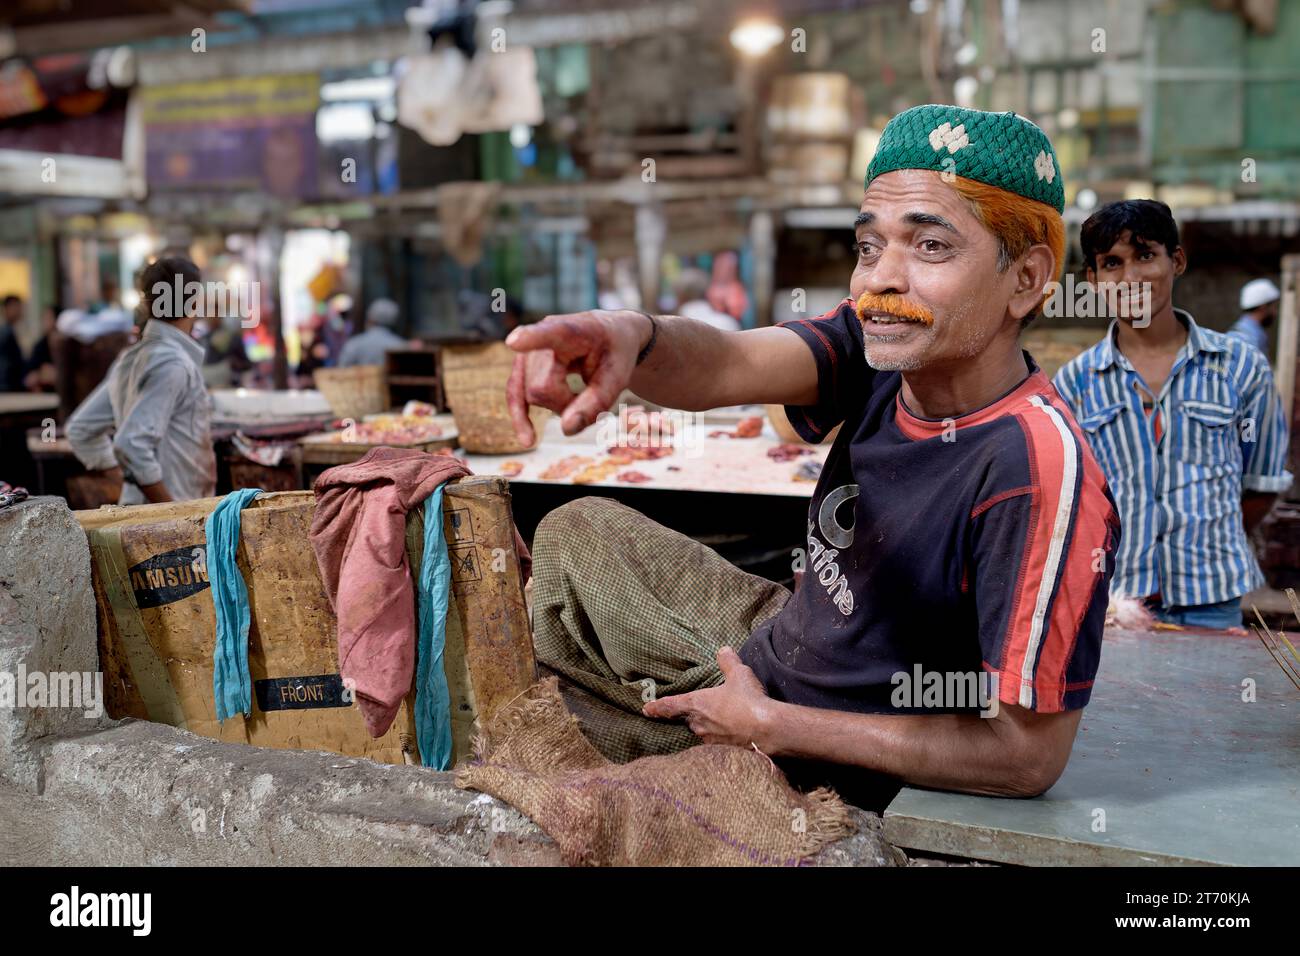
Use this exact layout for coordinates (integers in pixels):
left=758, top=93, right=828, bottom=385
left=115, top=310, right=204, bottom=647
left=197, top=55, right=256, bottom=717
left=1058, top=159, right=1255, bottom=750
left=441, top=342, right=549, bottom=453
left=313, top=365, right=389, bottom=421
left=766, top=404, right=840, bottom=445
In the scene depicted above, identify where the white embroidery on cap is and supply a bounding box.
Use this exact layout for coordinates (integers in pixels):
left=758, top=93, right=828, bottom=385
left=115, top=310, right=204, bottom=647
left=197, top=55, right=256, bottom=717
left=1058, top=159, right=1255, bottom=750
left=928, top=123, right=971, bottom=154
left=1034, top=149, right=1056, bottom=183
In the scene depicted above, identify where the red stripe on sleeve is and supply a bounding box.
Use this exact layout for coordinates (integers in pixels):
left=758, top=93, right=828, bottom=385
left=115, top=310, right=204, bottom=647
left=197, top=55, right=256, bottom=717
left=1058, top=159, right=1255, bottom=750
left=998, top=396, right=1115, bottom=712
left=1033, top=397, right=1116, bottom=706
left=997, top=412, right=1053, bottom=702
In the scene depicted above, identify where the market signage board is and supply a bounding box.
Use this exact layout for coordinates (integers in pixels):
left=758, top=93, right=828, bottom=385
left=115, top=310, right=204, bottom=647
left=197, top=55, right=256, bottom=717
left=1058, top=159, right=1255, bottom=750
left=139, top=73, right=319, bottom=199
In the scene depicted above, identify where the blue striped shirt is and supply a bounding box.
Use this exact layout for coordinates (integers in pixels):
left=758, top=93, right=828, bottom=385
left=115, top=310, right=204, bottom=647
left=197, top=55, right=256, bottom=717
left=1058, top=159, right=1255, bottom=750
left=1052, top=310, right=1293, bottom=606
left=1227, top=314, right=1270, bottom=357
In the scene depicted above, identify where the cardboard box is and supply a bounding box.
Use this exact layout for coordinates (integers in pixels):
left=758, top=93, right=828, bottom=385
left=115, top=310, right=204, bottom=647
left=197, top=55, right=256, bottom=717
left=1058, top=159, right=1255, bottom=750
left=76, top=480, right=535, bottom=766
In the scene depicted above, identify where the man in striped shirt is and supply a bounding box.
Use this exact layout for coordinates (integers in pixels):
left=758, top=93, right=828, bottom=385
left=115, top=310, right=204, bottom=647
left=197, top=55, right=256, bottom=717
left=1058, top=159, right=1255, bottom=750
left=1054, top=200, right=1293, bottom=630
left=507, top=106, right=1120, bottom=806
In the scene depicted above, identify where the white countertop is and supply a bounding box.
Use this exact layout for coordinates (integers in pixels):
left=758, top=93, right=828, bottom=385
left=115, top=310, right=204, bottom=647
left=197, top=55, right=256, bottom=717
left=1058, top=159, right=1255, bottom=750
left=459, top=413, right=829, bottom=498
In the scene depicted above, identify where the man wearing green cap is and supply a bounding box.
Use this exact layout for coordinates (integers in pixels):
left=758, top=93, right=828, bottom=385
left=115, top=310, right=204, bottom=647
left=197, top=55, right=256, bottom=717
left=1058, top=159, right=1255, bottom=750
left=505, top=105, right=1119, bottom=806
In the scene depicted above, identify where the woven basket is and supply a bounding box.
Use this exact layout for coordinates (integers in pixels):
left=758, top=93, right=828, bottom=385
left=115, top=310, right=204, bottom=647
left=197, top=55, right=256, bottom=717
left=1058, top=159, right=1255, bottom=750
left=442, top=342, right=549, bottom=453
left=765, top=404, right=840, bottom=445
left=313, top=365, right=389, bottom=421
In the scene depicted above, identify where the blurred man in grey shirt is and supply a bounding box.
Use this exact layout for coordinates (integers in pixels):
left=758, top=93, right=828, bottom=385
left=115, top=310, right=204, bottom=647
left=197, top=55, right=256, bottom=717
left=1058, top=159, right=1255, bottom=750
left=338, top=298, right=406, bottom=367
left=68, top=256, right=216, bottom=505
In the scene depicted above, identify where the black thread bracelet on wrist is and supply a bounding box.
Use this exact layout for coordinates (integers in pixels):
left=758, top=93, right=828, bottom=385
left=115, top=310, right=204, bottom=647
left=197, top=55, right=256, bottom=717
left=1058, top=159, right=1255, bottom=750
left=634, top=311, right=658, bottom=365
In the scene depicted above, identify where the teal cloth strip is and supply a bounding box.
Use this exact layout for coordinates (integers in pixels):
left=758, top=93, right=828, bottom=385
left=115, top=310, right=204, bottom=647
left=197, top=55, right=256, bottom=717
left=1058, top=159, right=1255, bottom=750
left=414, top=486, right=454, bottom=769
left=206, top=487, right=263, bottom=723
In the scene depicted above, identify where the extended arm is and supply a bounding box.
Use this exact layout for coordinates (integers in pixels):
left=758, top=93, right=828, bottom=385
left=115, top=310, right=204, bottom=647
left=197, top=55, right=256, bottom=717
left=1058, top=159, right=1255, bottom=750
left=629, top=316, right=820, bottom=411
left=505, top=310, right=819, bottom=443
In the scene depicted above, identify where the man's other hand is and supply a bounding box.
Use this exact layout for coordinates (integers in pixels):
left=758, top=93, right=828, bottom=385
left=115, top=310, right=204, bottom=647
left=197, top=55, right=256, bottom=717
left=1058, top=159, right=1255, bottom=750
left=642, top=646, right=775, bottom=749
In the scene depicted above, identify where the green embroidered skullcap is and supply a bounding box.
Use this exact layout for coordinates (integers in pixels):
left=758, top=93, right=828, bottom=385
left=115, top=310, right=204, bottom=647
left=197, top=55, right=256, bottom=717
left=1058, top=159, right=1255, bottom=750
left=866, top=104, right=1065, bottom=213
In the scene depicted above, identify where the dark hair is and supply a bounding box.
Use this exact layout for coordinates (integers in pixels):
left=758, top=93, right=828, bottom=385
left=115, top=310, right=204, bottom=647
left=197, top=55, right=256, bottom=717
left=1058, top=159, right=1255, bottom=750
left=3, top=295, right=20, bottom=308
left=136, top=256, right=202, bottom=323
left=1080, top=199, right=1180, bottom=271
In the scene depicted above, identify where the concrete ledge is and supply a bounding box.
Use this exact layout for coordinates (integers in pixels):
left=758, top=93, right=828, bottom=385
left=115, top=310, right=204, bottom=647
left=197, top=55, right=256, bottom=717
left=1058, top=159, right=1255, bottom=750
left=0, top=496, right=104, bottom=792
left=39, top=720, right=561, bottom=866
left=27, top=719, right=900, bottom=866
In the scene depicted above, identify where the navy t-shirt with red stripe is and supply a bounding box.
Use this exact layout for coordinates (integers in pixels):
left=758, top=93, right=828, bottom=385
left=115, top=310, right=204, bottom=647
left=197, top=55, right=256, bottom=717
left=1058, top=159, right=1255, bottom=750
left=740, top=299, right=1120, bottom=715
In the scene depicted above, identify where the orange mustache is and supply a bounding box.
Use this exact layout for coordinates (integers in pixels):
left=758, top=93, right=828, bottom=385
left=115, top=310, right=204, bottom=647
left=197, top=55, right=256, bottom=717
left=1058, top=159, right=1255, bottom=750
left=855, top=293, right=935, bottom=326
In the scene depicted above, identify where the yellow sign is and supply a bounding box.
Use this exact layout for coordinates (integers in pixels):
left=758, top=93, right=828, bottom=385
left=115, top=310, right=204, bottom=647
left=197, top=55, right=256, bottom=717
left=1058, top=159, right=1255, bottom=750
left=140, top=74, right=320, bottom=125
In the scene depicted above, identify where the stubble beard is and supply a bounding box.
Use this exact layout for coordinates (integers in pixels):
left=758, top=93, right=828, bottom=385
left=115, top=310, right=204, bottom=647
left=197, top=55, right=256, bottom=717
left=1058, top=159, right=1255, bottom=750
left=861, top=298, right=986, bottom=371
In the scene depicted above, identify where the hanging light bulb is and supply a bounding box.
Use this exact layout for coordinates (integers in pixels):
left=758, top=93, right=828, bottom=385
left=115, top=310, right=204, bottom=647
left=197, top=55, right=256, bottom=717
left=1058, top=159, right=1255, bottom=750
left=953, top=76, right=979, bottom=107
left=730, top=17, right=784, bottom=57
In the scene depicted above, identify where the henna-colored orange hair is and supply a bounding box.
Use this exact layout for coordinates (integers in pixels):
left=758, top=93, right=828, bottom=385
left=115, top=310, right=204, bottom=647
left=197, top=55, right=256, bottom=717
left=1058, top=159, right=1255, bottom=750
left=949, top=175, right=1065, bottom=321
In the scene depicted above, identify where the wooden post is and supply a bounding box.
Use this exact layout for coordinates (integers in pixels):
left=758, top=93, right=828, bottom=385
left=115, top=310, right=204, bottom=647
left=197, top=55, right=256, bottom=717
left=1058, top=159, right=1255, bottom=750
left=1276, top=254, right=1299, bottom=480
left=749, top=209, right=775, bottom=327
left=634, top=203, right=665, bottom=313
left=258, top=226, right=288, bottom=390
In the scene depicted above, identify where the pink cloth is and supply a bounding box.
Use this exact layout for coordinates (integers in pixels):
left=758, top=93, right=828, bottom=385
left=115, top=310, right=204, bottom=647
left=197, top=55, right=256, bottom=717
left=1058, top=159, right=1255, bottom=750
left=310, top=447, right=471, bottom=737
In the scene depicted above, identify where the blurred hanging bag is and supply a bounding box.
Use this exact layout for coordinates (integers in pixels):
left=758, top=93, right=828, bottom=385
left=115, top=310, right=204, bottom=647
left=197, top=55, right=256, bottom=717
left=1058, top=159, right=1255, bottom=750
left=435, top=181, right=501, bottom=267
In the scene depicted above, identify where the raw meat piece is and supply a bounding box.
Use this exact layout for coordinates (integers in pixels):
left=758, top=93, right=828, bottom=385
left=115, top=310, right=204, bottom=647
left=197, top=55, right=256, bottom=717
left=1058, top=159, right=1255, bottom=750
left=1106, top=596, right=1156, bottom=630
left=618, top=404, right=675, bottom=439
left=767, top=443, right=813, bottom=462
left=540, top=455, right=592, bottom=480
left=709, top=416, right=764, bottom=439
left=606, top=444, right=673, bottom=461
left=572, top=460, right=621, bottom=485
left=327, top=413, right=444, bottom=445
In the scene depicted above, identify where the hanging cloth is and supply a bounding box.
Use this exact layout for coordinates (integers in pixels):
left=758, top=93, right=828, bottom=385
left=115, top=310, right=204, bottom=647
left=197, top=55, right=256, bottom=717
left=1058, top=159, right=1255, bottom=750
left=206, top=488, right=263, bottom=722
left=414, top=485, right=454, bottom=769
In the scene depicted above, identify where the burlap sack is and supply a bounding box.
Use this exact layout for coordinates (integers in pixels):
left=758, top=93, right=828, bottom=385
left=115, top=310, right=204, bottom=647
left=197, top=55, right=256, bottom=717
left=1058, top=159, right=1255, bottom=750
left=456, top=677, right=854, bottom=866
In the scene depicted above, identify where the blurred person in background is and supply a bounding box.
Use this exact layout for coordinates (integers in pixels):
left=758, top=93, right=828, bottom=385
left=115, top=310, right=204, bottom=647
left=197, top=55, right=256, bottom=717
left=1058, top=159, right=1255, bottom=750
left=1228, top=277, right=1279, bottom=359
left=295, top=309, right=333, bottom=382
left=0, top=295, right=25, bottom=392
left=22, top=303, right=59, bottom=392
left=56, top=277, right=134, bottom=344
left=463, top=289, right=526, bottom=340
left=706, top=251, right=749, bottom=324
left=321, top=294, right=355, bottom=364
left=201, top=312, right=253, bottom=388
left=673, top=268, right=741, bottom=332
left=338, top=298, right=406, bottom=367
left=1053, top=201, right=1292, bottom=631
left=596, top=259, right=640, bottom=312
left=67, top=256, right=216, bottom=505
